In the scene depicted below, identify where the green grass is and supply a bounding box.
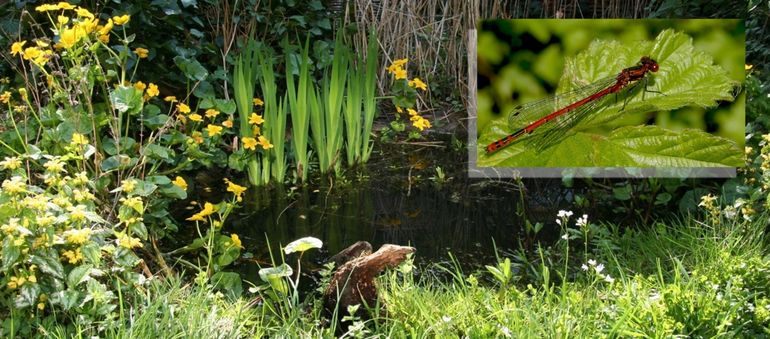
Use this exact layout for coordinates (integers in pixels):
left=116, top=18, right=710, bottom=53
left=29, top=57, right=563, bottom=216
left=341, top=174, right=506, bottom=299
left=30, top=215, right=770, bottom=337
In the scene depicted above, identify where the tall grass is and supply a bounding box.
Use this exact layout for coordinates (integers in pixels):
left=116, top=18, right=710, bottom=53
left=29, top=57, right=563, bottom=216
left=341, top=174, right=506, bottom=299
left=285, top=36, right=312, bottom=182
left=344, top=29, right=379, bottom=166
left=233, top=39, right=263, bottom=186
left=256, top=49, right=287, bottom=183
left=314, top=29, right=348, bottom=175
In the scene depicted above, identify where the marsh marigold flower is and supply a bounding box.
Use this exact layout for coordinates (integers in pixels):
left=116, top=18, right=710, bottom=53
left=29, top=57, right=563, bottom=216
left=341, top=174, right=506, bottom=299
left=177, top=103, right=191, bottom=114
left=242, top=137, right=257, bottom=151
left=75, top=7, right=94, bottom=19
left=249, top=113, right=264, bottom=125
left=394, top=68, right=407, bottom=80
left=134, top=47, right=149, bottom=58
left=222, top=119, right=233, bottom=128
left=134, top=81, right=146, bottom=91
left=113, top=14, right=130, bottom=25
left=98, top=18, right=113, bottom=35
left=253, top=98, right=264, bottom=106
left=258, top=136, right=273, bottom=150
left=187, top=202, right=216, bottom=221
left=146, top=83, right=159, bottom=98
left=224, top=178, right=247, bottom=201
left=205, top=109, right=220, bottom=118
left=206, top=124, right=223, bottom=137
left=172, top=176, right=187, bottom=190
left=164, top=96, right=177, bottom=102
left=11, top=41, right=25, bottom=56
left=231, top=234, right=243, bottom=248
left=408, top=77, right=428, bottom=91
left=188, top=113, right=203, bottom=122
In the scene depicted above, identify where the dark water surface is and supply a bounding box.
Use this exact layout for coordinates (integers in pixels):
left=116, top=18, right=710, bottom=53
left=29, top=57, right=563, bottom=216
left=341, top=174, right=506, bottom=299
left=173, top=137, right=577, bottom=282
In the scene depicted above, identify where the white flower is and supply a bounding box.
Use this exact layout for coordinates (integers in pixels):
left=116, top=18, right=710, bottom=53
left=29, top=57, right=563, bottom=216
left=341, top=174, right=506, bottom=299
left=604, top=275, right=615, bottom=283
left=561, top=234, right=568, bottom=240
left=557, top=210, right=573, bottom=218
left=581, top=264, right=589, bottom=271
left=576, top=214, right=588, bottom=227
left=555, top=219, right=562, bottom=226
left=594, top=264, right=605, bottom=274
left=588, top=259, right=597, bottom=266
left=442, top=315, right=452, bottom=323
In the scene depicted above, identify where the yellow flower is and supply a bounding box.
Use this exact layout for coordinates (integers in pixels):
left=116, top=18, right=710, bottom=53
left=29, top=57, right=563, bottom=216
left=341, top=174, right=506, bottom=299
left=187, top=202, right=216, bottom=221
left=258, top=136, right=273, bottom=150
left=98, top=18, right=113, bottom=35
left=396, top=106, right=403, bottom=113
left=146, top=83, right=159, bottom=98
left=121, top=179, right=137, bottom=193
left=22, top=46, right=41, bottom=61
left=172, top=176, right=188, bottom=190
left=387, top=58, right=408, bottom=74
left=134, top=81, right=146, bottom=91
left=177, top=103, right=191, bottom=114
left=242, top=137, right=257, bottom=150
left=191, top=131, right=203, bottom=144
left=188, top=113, right=203, bottom=122
left=116, top=232, right=143, bottom=249
left=230, top=234, right=243, bottom=248
left=0, top=91, right=11, bottom=104
left=164, top=96, right=177, bottom=102
left=205, top=109, right=220, bottom=118
left=68, top=205, right=88, bottom=222
left=224, top=178, right=247, bottom=201
left=59, top=27, right=84, bottom=49
left=71, top=132, right=89, bottom=145
left=35, top=4, right=58, bottom=11
left=43, top=158, right=65, bottom=173
left=62, top=248, right=83, bottom=264
left=746, top=64, right=753, bottom=71
left=206, top=124, right=223, bottom=137
left=75, top=6, right=94, bottom=19
left=7, top=276, right=26, bottom=289
left=253, top=98, right=264, bottom=106
left=11, top=41, right=26, bottom=56
left=113, top=14, right=130, bottom=25
left=252, top=126, right=261, bottom=135
left=65, top=228, right=92, bottom=245
left=0, top=157, right=22, bottom=170
left=134, top=47, right=149, bottom=58
left=248, top=113, right=264, bottom=125
left=18, top=88, right=26, bottom=101
left=408, top=77, right=428, bottom=91
left=411, top=116, right=432, bottom=131
left=98, top=34, right=109, bottom=44
left=407, top=108, right=418, bottom=116
left=222, top=119, right=233, bottom=128
left=394, top=67, right=407, bottom=80
left=57, top=2, right=76, bottom=10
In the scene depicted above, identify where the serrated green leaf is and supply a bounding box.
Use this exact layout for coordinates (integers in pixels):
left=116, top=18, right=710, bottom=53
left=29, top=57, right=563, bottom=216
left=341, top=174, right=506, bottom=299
left=479, top=29, right=740, bottom=168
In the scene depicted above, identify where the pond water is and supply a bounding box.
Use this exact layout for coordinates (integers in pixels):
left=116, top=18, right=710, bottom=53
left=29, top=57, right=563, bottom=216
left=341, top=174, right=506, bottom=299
left=170, top=135, right=581, bottom=284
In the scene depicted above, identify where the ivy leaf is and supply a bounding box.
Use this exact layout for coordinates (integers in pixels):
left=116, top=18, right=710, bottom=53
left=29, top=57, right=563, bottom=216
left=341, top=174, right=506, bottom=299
left=478, top=29, right=740, bottom=168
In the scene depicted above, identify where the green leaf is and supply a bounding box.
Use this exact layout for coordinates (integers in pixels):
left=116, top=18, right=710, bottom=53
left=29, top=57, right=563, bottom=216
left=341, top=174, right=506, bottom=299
left=211, top=271, right=243, bottom=299
left=159, top=184, right=187, bottom=199
left=174, top=56, right=209, bottom=81
left=67, top=264, right=93, bottom=288
left=144, top=144, right=172, bottom=160
left=478, top=29, right=740, bottom=168
left=2, top=238, right=20, bottom=271
left=31, top=250, right=64, bottom=279
left=14, top=283, right=40, bottom=309
left=110, top=86, right=144, bottom=116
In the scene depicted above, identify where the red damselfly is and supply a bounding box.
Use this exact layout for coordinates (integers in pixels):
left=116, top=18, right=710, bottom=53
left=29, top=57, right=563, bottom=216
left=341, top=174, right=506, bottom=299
left=485, top=56, right=660, bottom=154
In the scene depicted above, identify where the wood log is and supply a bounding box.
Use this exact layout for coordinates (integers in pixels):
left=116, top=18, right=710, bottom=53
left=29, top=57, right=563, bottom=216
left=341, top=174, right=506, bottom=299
left=323, top=242, right=415, bottom=319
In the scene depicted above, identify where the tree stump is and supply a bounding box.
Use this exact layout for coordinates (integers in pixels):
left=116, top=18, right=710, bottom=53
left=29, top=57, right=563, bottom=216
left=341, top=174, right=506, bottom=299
left=323, top=242, right=415, bottom=319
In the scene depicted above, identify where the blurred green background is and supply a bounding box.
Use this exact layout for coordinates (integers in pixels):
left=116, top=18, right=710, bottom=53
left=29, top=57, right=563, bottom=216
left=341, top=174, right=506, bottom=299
left=476, top=19, right=745, bottom=146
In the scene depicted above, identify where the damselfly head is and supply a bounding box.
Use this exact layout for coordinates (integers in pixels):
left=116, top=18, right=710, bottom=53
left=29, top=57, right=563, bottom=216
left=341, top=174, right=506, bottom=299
left=640, top=56, right=659, bottom=72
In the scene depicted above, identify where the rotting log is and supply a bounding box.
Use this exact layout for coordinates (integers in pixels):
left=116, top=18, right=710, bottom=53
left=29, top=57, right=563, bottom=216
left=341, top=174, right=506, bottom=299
left=323, top=242, right=415, bottom=319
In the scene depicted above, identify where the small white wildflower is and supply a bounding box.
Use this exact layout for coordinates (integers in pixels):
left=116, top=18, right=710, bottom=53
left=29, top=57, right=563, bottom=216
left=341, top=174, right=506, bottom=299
left=604, top=275, right=615, bottom=283
left=555, top=219, right=562, bottom=226
left=557, top=210, right=573, bottom=218
left=442, top=315, right=452, bottom=323
left=595, top=263, right=605, bottom=274
left=561, top=234, right=568, bottom=240
left=576, top=214, right=588, bottom=227
left=581, top=264, right=588, bottom=271
left=588, top=259, right=597, bottom=266
left=500, top=325, right=511, bottom=337
left=712, top=283, right=720, bottom=290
